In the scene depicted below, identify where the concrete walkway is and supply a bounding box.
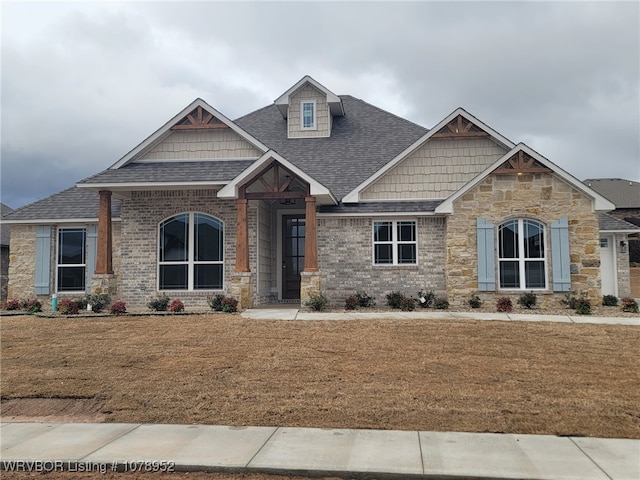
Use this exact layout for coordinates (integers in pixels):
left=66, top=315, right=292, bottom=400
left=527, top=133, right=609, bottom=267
left=242, top=308, right=640, bottom=325
left=1, top=422, right=638, bottom=479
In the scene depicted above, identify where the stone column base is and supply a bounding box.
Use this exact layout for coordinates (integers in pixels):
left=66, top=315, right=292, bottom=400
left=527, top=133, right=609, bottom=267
left=91, top=274, right=118, bottom=297
left=300, top=271, right=322, bottom=305
left=231, top=272, right=254, bottom=310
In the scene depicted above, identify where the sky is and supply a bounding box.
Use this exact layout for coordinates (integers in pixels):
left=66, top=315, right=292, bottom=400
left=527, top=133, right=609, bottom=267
left=1, top=1, right=639, bottom=209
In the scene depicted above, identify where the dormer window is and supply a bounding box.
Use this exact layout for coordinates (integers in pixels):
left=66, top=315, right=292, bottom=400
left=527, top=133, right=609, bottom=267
left=301, top=101, right=316, bottom=130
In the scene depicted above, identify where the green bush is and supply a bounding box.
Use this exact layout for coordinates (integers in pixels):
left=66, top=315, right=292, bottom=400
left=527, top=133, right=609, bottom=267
left=417, top=290, right=435, bottom=308
left=575, top=298, right=591, bottom=315
left=621, top=297, right=639, bottom=313
left=433, top=297, right=449, bottom=310
left=147, top=295, right=170, bottom=311
left=602, top=295, right=618, bottom=307
left=221, top=297, right=239, bottom=313
left=21, top=298, right=42, bottom=313
left=355, top=291, right=376, bottom=308
left=560, top=291, right=586, bottom=310
left=345, top=295, right=359, bottom=310
left=399, top=296, right=416, bottom=311
left=169, top=299, right=185, bottom=313
left=208, top=294, right=226, bottom=311
left=517, top=292, right=537, bottom=309
left=468, top=294, right=483, bottom=309
left=305, top=292, right=329, bottom=311
left=386, top=291, right=404, bottom=309
left=83, top=294, right=111, bottom=313
left=110, top=301, right=127, bottom=315
left=58, top=299, right=79, bottom=315
left=496, top=297, right=513, bottom=313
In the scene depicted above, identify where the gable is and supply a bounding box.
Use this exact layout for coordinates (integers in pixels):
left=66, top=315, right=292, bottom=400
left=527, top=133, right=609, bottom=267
left=361, top=136, right=508, bottom=200
left=288, top=84, right=331, bottom=138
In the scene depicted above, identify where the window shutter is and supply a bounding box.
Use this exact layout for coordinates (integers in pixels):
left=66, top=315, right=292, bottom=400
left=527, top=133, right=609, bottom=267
left=551, top=217, right=571, bottom=292
left=34, top=226, right=51, bottom=295
left=477, top=218, right=495, bottom=291
left=85, top=225, right=97, bottom=294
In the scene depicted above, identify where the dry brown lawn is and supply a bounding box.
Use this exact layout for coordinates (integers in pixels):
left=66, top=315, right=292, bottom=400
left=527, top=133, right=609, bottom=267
left=1, top=313, right=639, bottom=440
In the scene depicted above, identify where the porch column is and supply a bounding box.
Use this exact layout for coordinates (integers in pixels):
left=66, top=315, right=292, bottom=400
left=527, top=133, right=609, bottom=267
left=235, top=197, right=250, bottom=272
left=304, top=196, right=318, bottom=272
left=95, top=190, right=113, bottom=275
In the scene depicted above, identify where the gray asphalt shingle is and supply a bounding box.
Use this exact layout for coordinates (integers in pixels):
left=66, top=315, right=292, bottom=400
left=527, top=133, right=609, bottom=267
left=583, top=178, right=640, bottom=209
left=598, top=213, right=640, bottom=231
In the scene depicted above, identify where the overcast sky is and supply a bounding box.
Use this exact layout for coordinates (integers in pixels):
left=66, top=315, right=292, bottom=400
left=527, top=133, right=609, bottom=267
left=2, top=1, right=639, bottom=209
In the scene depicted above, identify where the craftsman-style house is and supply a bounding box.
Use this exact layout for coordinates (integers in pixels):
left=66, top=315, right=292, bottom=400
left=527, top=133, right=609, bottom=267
left=3, top=76, right=637, bottom=310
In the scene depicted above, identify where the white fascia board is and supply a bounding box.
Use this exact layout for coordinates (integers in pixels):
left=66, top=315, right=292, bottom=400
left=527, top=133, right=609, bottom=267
left=3, top=217, right=122, bottom=225
left=435, top=143, right=617, bottom=214
left=133, top=157, right=259, bottom=163
left=110, top=98, right=268, bottom=169
left=342, top=107, right=516, bottom=203
left=274, top=75, right=344, bottom=118
left=218, top=150, right=337, bottom=205
left=600, top=229, right=640, bottom=234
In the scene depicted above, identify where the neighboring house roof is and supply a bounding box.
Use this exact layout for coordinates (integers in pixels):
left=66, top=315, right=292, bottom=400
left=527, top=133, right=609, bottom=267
left=583, top=178, right=640, bottom=209
left=2, top=187, right=122, bottom=223
left=1, top=203, right=14, bottom=246
left=598, top=213, right=640, bottom=233
left=236, top=95, right=428, bottom=200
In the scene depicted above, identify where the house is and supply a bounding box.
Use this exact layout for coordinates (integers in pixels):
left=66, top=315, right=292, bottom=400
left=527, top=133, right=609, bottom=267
left=0, top=203, right=13, bottom=303
left=3, top=76, right=638, bottom=310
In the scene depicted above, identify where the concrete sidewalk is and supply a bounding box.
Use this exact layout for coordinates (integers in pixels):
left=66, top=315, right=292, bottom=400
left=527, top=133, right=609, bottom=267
left=242, top=308, right=640, bottom=325
left=1, top=423, right=638, bottom=479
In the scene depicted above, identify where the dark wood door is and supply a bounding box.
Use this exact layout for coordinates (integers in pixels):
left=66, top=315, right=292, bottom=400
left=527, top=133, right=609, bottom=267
left=282, top=215, right=305, bottom=299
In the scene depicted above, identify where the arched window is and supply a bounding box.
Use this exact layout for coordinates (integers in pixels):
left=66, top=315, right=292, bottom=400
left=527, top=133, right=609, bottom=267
left=159, top=213, right=223, bottom=290
left=498, top=219, right=546, bottom=289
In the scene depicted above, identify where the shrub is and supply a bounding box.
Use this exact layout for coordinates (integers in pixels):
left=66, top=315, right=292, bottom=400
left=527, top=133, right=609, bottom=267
left=345, top=295, right=359, bottom=310
left=560, top=291, right=582, bottom=310
left=110, top=301, right=127, bottom=315
left=355, top=291, right=376, bottom=308
left=602, top=295, right=618, bottom=307
left=417, top=290, right=435, bottom=308
left=468, top=294, right=483, bottom=309
left=85, top=294, right=111, bottom=313
left=305, top=292, right=329, bottom=311
left=496, top=297, right=513, bottom=313
left=147, top=295, right=170, bottom=311
left=621, top=297, right=639, bottom=313
left=386, top=291, right=404, bottom=309
left=221, top=297, right=238, bottom=313
left=3, top=299, right=22, bottom=311
left=433, top=297, right=449, bottom=310
left=517, top=292, right=537, bottom=309
left=169, top=299, right=185, bottom=313
left=57, top=299, right=79, bottom=315
left=574, top=297, right=591, bottom=315
left=208, top=294, right=226, bottom=311
left=399, top=296, right=416, bottom=311
left=21, top=298, right=42, bottom=314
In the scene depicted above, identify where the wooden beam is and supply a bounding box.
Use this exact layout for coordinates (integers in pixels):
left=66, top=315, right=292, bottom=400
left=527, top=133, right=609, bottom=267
left=431, top=131, right=489, bottom=138
left=245, top=191, right=306, bottom=200
left=235, top=198, right=250, bottom=272
left=493, top=167, right=552, bottom=174
left=170, top=123, right=229, bottom=130
left=95, top=190, right=113, bottom=275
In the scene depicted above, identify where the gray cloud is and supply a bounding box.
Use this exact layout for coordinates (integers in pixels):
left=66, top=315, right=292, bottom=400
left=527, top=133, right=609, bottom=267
left=2, top=1, right=638, bottom=209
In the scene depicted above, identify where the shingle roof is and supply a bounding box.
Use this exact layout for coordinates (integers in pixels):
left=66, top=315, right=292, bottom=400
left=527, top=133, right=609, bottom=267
left=1, top=187, right=122, bottom=222
left=583, top=178, right=640, bottom=209
left=1, top=203, right=14, bottom=245
left=319, top=200, right=442, bottom=214
left=79, top=160, right=255, bottom=185
left=598, top=213, right=640, bottom=232
left=235, top=95, right=428, bottom=200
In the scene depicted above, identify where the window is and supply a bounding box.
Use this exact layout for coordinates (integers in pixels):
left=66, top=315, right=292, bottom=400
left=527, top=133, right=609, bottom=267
left=498, top=219, right=546, bottom=289
left=159, top=213, right=224, bottom=290
left=57, top=228, right=86, bottom=292
left=373, top=220, right=417, bottom=265
left=301, top=101, right=316, bottom=129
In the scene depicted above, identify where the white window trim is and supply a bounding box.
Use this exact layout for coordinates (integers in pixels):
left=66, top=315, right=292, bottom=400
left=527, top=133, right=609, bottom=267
left=158, top=212, right=224, bottom=292
left=372, top=219, right=418, bottom=266
left=301, top=100, right=317, bottom=130
left=56, top=226, right=87, bottom=294
left=498, top=218, right=547, bottom=290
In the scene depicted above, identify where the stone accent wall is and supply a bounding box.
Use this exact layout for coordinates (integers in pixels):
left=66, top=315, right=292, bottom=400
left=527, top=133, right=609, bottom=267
left=317, top=216, right=446, bottom=306
left=288, top=84, right=330, bottom=138
left=614, top=233, right=631, bottom=298
left=119, top=189, right=258, bottom=310
left=7, top=225, right=39, bottom=301
left=446, top=173, right=602, bottom=307
left=1, top=245, right=9, bottom=303
left=139, top=130, right=261, bottom=160
left=362, top=137, right=507, bottom=200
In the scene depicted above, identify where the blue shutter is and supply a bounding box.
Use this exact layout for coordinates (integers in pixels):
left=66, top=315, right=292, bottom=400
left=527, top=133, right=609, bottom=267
left=34, top=226, right=51, bottom=295
left=85, top=225, right=97, bottom=294
left=477, top=218, right=496, bottom=291
left=551, top=217, right=571, bottom=292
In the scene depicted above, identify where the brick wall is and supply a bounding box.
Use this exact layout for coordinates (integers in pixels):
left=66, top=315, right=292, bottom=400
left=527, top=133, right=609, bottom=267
left=317, top=216, right=446, bottom=306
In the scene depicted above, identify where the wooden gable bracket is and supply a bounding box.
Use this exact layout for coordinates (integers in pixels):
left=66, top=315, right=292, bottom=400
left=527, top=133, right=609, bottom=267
left=171, top=105, right=230, bottom=130
left=241, top=162, right=307, bottom=200
left=493, top=151, right=552, bottom=175
left=432, top=115, right=489, bottom=138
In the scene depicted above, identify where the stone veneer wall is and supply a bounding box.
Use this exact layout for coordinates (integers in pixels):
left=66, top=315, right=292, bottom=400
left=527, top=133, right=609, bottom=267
left=1, top=245, right=9, bottom=303
left=446, top=173, right=602, bottom=307
left=317, top=216, right=446, bottom=306
left=119, top=189, right=257, bottom=310
left=613, top=232, right=631, bottom=298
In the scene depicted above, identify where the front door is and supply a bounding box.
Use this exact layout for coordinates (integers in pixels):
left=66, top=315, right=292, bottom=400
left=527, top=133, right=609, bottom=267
left=600, top=236, right=616, bottom=296
left=282, top=215, right=305, bottom=299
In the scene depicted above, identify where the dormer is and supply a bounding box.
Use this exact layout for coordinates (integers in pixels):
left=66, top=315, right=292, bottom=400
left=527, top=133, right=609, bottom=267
left=275, top=75, right=344, bottom=139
